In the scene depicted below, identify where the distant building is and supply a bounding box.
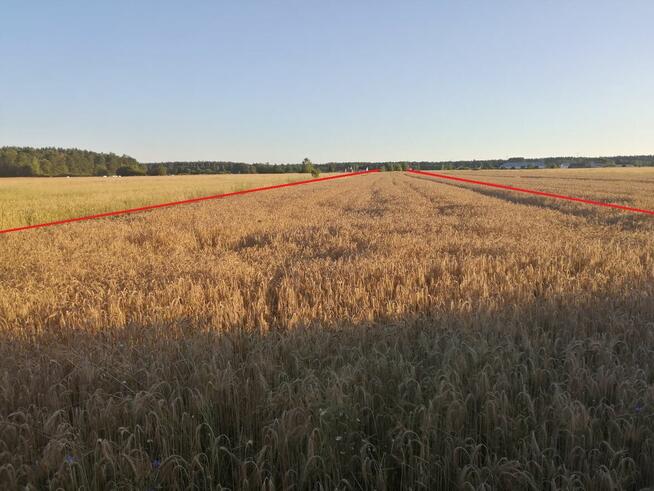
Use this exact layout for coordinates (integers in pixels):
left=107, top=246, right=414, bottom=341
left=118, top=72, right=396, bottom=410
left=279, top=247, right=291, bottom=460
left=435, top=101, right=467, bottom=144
left=500, top=160, right=545, bottom=169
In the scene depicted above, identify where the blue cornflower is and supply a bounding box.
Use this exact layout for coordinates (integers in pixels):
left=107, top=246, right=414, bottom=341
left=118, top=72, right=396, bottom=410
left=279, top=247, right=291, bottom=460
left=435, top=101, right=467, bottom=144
left=64, top=454, right=76, bottom=464
left=635, top=402, right=645, bottom=414
left=152, top=458, right=161, bottom=470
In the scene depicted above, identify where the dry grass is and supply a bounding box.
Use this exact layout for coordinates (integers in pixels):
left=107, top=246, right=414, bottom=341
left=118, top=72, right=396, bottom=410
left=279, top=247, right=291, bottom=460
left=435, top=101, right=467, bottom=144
left=0, top=174, right=322, bottom=230
left=0, top=171, right=653, bottom=489
left=438, top=167, right=654, bottom=211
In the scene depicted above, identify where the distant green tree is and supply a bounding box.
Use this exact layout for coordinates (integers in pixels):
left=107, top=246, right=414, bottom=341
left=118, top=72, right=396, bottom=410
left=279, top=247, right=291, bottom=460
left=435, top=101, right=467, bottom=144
left=116, top=165, right=146, bottom=176
left=147, top=164, right=168, bottom=176
left=40, top=158, right=54, bottom=175
left=302, top=158, right=315, bottom=174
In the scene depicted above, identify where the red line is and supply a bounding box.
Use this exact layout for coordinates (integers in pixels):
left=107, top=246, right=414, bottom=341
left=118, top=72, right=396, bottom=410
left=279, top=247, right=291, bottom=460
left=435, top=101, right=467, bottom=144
left=407, top=169, right=654, bottom=216
left=0, top=169, right=380, bottom=235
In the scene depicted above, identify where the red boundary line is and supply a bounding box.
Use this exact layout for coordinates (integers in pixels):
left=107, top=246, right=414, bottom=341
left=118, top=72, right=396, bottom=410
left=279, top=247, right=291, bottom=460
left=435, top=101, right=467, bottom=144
left=0, top=169, right=381, bottom=235
left=407, top=169, right=654, bottom=216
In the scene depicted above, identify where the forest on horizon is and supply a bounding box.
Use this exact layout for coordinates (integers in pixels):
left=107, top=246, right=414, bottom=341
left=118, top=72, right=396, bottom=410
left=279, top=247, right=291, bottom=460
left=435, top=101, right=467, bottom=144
left=2, top=146, right=654, bottom=177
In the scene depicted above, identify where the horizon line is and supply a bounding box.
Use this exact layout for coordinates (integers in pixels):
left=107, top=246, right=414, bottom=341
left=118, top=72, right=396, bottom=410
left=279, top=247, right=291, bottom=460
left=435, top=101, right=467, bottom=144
left=2, top=145, right=654, bottom=165
left=143, top=152, right=654, bottom=165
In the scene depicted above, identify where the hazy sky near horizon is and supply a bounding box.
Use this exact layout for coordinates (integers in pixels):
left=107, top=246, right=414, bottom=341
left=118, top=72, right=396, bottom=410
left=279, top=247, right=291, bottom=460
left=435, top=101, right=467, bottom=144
left=1, top=1, right=653, bottom=163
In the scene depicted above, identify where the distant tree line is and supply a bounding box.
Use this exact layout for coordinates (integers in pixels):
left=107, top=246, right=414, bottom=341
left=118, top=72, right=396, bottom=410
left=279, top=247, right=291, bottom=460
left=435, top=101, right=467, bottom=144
left=147, top=158, right=321, bottom=176
left=325, top=155, right=654, bottom=171
left=153, top=155, right=653, bottom=174
left=0, top=147, right=144, bottom=177
left=2, top=147, right=654, bottom=178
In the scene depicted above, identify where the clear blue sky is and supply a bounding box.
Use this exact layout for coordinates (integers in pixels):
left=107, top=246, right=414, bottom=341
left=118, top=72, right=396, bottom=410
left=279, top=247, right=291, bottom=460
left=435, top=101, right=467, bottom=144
left=1, top=1, right=653, bottom=163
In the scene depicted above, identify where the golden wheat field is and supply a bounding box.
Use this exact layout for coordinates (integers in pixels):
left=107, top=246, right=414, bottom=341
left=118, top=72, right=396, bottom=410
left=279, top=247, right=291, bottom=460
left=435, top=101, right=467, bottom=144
left=0, top=174, right=322, bottom=230
left=1, top=169, right=654, bottom=490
